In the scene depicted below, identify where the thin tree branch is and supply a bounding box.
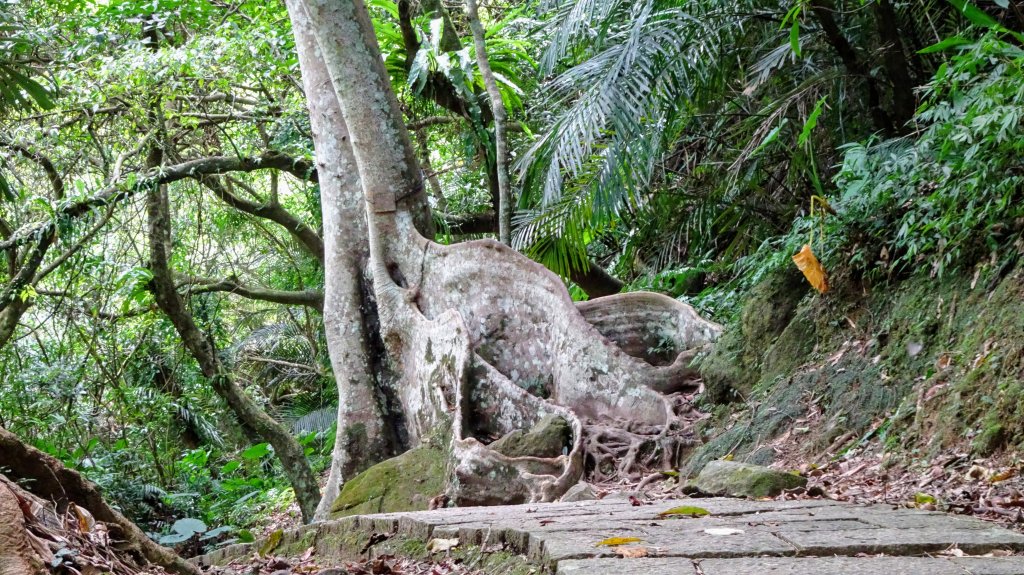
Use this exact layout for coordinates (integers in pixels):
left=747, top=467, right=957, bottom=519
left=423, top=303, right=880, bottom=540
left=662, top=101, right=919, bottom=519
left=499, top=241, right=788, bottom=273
left=0, top=152, right=318, bottom=252
left=0, top=137, right=66, bottom=199
left=180, top=276, right=324, bottom=311
left=466, top=0, right=512, bottom=244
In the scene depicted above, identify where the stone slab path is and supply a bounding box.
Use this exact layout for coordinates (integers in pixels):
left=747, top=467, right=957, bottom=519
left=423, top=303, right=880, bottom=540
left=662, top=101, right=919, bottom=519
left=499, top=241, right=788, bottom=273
left=199, top=497, right=1024, bottom=574
left=361, top=497, right=1024, bottom=574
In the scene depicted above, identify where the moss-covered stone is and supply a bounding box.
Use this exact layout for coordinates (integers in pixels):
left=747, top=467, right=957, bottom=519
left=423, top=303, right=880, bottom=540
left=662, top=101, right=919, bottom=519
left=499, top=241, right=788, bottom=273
left=690, top=460, right=806, bottom=498
left=701, top=268, right=807, bottom=403
left=488, top=414, right=571, bottom=458
left=329, top=446, right=448, bottom=519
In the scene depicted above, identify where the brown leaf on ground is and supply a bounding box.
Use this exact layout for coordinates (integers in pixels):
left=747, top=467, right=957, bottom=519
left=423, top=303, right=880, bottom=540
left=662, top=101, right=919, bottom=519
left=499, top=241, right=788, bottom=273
left=614, top=545, right=649, bottom=558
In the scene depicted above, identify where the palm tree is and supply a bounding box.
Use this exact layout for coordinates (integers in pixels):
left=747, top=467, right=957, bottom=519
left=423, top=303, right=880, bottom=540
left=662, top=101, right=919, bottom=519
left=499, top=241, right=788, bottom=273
left=516, top=0, right=967, bottom=286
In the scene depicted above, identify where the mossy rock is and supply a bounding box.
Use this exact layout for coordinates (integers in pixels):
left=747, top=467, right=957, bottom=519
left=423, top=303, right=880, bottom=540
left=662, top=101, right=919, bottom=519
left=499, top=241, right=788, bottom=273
left=488, top=414, right=571, bottom=458
left=739, top=267, right=807, bottom=351
left=329, top=446, right=448, bottom=519
left=690, top=460, right=806, bottom=498
left=701, top=268, right=807, bottom=403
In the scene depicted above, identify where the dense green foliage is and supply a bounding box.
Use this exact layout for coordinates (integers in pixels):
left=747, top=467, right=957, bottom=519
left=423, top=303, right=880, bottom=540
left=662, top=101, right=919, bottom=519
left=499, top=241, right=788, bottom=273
left=830, top=34, right=1024, bottom=278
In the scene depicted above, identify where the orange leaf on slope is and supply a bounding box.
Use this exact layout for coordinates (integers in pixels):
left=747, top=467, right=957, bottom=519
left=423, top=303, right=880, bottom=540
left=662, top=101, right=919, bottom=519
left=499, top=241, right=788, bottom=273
left=792, top=244, right=829, bottom=293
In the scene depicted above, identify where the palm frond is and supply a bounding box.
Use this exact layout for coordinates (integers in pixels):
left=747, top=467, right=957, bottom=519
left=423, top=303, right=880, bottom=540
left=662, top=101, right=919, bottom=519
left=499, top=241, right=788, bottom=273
left=520, top=0, right=728, bottom=209
left=288, top=406, right=337, bottom=435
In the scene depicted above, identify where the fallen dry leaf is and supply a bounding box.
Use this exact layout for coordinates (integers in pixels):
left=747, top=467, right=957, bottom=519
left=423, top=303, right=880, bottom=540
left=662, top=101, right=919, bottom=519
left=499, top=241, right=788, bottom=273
left=614, top=546, right=649, bottom=558
left=792, top=244, right=829, bottom=293
left=74, top=505, right=95, bottom=533
left=990, top=469, right=1018, bottom=483
left=426, top=537, right=460, bottom=553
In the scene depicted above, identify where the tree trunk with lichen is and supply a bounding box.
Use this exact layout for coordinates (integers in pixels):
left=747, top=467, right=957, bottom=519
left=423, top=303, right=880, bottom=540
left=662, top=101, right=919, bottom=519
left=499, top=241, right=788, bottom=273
left=290, top=0, right=721, bottom=510
left=287, top=0, right=401, bottom=520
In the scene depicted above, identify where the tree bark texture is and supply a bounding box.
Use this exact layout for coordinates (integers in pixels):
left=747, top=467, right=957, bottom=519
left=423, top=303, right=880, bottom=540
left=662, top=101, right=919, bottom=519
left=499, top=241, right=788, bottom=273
left=0, top=479, right=46, bottom=575
left=872, top=0, right=916, bottom=130
left=294, top=0, right=722, bottom=507
left=809, top=0, right=894, bottom=134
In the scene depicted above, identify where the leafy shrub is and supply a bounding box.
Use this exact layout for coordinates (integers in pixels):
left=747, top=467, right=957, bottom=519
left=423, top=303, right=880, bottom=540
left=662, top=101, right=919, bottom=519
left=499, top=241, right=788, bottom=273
left=829, top=33, right=1024, bottom=278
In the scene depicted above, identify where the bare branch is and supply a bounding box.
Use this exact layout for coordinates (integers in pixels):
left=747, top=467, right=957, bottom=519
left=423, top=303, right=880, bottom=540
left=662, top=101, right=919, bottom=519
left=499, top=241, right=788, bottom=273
left=180, top=276, right=324, bottom=311
left=201, top=175, right=324, bottom=262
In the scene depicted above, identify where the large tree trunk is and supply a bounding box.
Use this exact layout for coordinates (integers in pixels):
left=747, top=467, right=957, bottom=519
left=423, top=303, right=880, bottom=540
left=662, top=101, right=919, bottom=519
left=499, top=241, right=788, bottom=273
left=293, top=0, right=721, bottom=508
left=287, top=0, right=399, bottom=520
left=872, top=0, right=916, bottom=131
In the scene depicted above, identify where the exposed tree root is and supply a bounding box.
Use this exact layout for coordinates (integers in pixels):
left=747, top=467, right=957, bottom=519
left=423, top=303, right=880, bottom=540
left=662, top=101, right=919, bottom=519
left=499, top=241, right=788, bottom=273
left=374, top=236, right=720, bottom=505
left=0, top=427, right=201, bottom=575
left=0, top=478, right=47, bottom=575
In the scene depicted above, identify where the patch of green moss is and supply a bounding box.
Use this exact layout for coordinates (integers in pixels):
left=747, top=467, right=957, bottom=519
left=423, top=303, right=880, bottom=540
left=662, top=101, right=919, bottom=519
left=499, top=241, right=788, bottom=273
left=399, top=539, right=428, bottom=556
left=973, top=419, right=1006, bottom=455
left=700, top=268, right=808, bottom=403
left=208, top=522, right=538, bottom=575
left=275, top=528, right=317, bottom=558
left=699, top=328, right=752, bottom=404
left=372, top=537, right=535, bottom=575
left=329, top=446, right=448, bottom=519
left=691, top=262, right=1024, bottom=471
left=761, top=306, right=817, bottom=384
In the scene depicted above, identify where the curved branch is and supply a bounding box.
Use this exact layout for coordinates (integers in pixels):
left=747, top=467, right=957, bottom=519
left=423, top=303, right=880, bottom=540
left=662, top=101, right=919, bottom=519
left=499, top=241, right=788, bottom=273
left=0, top=229, right=54, bottom=314
left=200, top=176, right=325, bottom=263
left=146, top=179, right=322, bottom=523
left=408, top=115, right=456, bottom=131
left=569, top=262, right=624, bottom=299
left=0, top=137, right=65, bottom=199
left=0, top=151, right=318, bottom=252
left=181, top=276, right=324, bottom=311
